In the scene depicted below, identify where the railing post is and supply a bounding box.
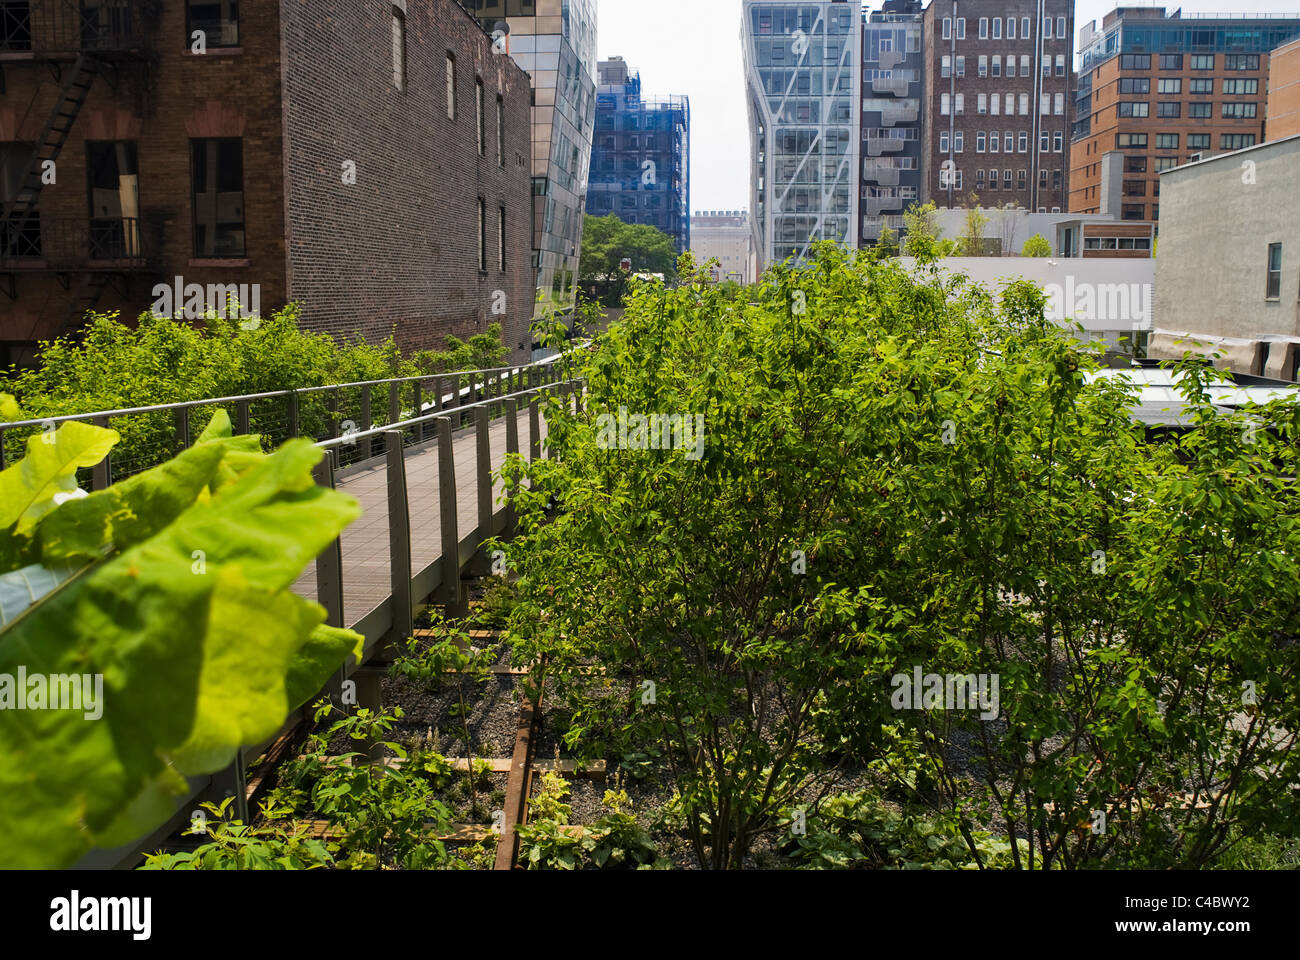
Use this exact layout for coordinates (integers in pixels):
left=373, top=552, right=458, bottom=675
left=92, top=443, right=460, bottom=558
left=529, top=394, right=541, bottom=462
left=312, top=455, right=348, bottom=705
left=476, top=405, right=492, bottom=544
left=384, top=430, right=413, bottom=651
left=388, top=380, right=401, bottom=427
left=436, top=417, right=464, bottom=617
left=235, top=398, right=250, bottom=436
left=413, top=380, right=424, bottom=443
left=92, top=416, right=111, bottom=490
left=173, top=406, right=189, bottom=454
left=505, top=397, right=519, bottom=535
left=327, top=389, right=340, bottom=442
left=360, top=384, right=373, bottom=458
left=288, top=390, right=300, bottom=439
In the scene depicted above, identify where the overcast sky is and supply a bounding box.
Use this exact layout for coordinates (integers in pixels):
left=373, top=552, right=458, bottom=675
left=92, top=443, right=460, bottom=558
left=595, top=0, right=1300, bottom=213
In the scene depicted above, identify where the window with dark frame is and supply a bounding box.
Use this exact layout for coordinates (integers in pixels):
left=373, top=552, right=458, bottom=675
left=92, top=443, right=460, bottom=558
left=1266, top=243, right=1282, bottom=299
left=478, top=198, right=486, bottom=272
left=446, top=54, right=456, bottom=120
left=190, top=137, right=245, bottom=257
left=496, top=95, right=505, bottom=167
left=1, top=1, right=33, bottom=51
left=498, top=205, right=506, bottom=272
left=187, top=0, right=240, bottom=49
left=392, top=7, right=405, bottom=90
left=475, top=79, right=485, bottom=155
left=86, top=140, right=141, bottom=260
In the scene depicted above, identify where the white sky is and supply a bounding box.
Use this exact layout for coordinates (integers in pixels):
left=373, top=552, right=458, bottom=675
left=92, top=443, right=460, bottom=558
left=595, top=0, right=1300, bottom=212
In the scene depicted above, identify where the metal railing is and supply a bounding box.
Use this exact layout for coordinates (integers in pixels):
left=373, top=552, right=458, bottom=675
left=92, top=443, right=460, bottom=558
left=1, top=0, right=149, bottom=55
left=0, top=216, right=151, bottom=269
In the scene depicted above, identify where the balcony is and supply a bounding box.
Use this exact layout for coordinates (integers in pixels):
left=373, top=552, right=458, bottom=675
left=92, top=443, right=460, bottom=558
left=863, top=195, right=906, bottom=217
left=879, top=101, right=918, bottom=126
left=865, top=137, right=904, bottom=156
left=871, top=75, right=911, bottom=97
left=1, top=216, right=152, bottom=271
left=0, top=1, right=150, bottom=58
left=862, top=161, right=900, bottom=186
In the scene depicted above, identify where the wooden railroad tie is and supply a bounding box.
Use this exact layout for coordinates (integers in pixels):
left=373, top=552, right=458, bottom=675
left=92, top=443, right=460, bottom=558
left=311, top=755, right=606, bottom=779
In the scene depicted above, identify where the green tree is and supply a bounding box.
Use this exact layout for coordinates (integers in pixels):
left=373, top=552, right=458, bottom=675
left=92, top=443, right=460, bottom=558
left=1022, top=233, right=1053, bottom=257
left=960, top=197, right=991, bottom=256
left=875, top=224, right=900, bottom=258
left=579, top=214, right=678, bottom=306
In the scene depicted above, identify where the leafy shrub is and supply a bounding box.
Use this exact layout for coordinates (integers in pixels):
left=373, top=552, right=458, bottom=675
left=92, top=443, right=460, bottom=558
left=516, top=773, right=664, bottom=870
left=1021, top=233, right=1053, bottom=257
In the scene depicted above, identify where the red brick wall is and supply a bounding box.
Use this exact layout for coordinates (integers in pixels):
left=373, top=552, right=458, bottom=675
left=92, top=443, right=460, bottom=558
left=279, top=0, right=535, bottom=361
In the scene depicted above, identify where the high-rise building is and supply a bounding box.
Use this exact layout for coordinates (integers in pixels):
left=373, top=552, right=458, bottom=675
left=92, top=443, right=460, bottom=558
left=861, top=0, right=924, bottom=246
left=1266, top=36, right=1300, bottom=142
left=588, top=58, right=691, bottom=252
left=691, top=210, right=754, bottom=284
left=922, top=0, right=1074, bottom=213
left=0, top=0, right=535, bottom=370
left=468, top=0, right=598, bottom=325
left=1070, top=7, right=1300, bottom=224
left=741, top=0, right=861, bottom=272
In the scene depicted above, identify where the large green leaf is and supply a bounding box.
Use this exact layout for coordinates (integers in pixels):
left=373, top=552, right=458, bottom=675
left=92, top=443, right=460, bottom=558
left=0, top=421, right=118, bottom=532
left=0, top=425, right=362, bottom=869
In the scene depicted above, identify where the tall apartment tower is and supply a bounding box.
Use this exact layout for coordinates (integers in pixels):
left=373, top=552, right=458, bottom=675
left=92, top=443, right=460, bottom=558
left=468, top=0, right=599, bottom=323
left=589, top=58, right=692, bottom=253
left=1070, top=8, right=1300, bottom=224
left=861, top=0, right=924, bottom=247
left=922, top=0, right=1074, bottom=212
left=742, top=0, right=861, bottom=272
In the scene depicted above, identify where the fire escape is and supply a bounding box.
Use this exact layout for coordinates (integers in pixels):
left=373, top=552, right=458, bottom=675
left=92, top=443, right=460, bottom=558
left=1, top=1, right=153, bottom=337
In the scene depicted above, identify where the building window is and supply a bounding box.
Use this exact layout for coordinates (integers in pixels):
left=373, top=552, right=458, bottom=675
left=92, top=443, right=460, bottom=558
left=1188, top=102, right=1211, bottom=119
left=1053, top=132, right=1063, bottom=153
left=1124, top=180, right=1146, bottom=197
left=941, top=55, right=951, bottom=78
left=1005, top=128, right=1014, bottom=150
left=1191, top=54, right=1214, bottom=71
left=446, top=54, right=456, bottom=120
left=1040, top=168, right=1048, bottom=186
left=478, top=198, right=486, bottom=271
left=1157, top=102, right=1181, bottom=118
left=976, top=93, right=987, bottom=114
left=941, top=93, right=950, bottom=115
left=1189, top=78, right=1213, bottom=95
left=498, top=205, right=506, bottom=272
left=1039, top=17, right=1047, bottom=40
left=1117, top=133, right=1148, bottom=148
left=993, top=18, right=1001, bottom=40
left=1022, top=17, right=1030, bottom=40
left=1119, top=78, right=1150, bottom=95
left=979, top=17, right=988, bottom=39
left=86, top=140, right=140, bottom=258
left=1004, top=169, right=1012, bottom=188
left=1042, top=54, right=1051, bottom=77
left=1153, top=156, right=1178, bottom=171
left=992, top=56, right=1001, bottom=77
left=1056, top=55, right=1065, bottom=76
left=1019, top=93, right=1029, bottom=116
left=1054, top=93, right=1064, bottom=115
left=1222, top=102, right=1258, bottom=120
left=978, top=55, right=988, bottom=77
left=1187, top=133, right=1210, bottom=150
left=1266, top=243, right=1282, bottom=299
left=954, top=131, right=964, bottom=152
left=939, top=131, right=950, bottom=152
left=1225, top=54, right=1260, bottom=71
left=976, top=170, right=986, bottom=189
left=1018, top=132, right=1028, bottom=153
left=187, top=0, right=240, bottom=48
left=956, top=56, right=965, bottom=77
left=190, top=138, right=244, bottom=257
left=987, top=168, right=999, bottom=190
left=1223, top=79, right=1260, bottom=96
left=475, top=80, right=485, bottom=155
left=1019, top=55, right=1028, bottom=77
left=1041, top=93, right=1050, bottom=115
left=942, top=17, right=950, bottom=39
left=1126, top=155, right=1147, bottom=173
left=955, top=93, right=964, bottom=115
left=956, top=17, right=965, bottom=39
left=1120, top=54, right=1152, bottom=70
left=1008, top=16, right=1016, bottom=40
left=1118, top=102, right=1150, bottom=118
left=497, top=95, right=505, bottom=167
left=1122, top=204, right=1145, bottom=220
left=1017, top=169, right=1026, bottom=190
left=976, top=131, right=986, bottom=152
left=391, top=7, right=405, bottom=90
left=1040, top=132, right=1050, bottom=152
left=1057, top=17, right=1065, bottom=39
left=1159, top=54, right=1183, bottom=70
left=1158, top=78, right=1181, bottom=95
left=990, top=132, right=1000, bottom=153
left=1221, top=133, right=1256, bottom=150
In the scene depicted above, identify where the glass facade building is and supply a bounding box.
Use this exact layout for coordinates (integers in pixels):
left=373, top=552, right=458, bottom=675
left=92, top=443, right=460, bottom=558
left=742, top=0, right=861, bottom=272
left=469, top=0, right=598, bottom=323
left=861, top=0, right=923, bottom=245
left=588, top=58, right=692, bottom=253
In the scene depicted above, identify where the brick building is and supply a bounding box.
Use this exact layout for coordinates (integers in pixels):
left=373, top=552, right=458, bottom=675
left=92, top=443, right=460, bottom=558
left=921, top=0, right=1074, bottom=213
left=0, top=0, right=535, bottom=370
left=1266, top=36, right=1300, bottom=142
left=1069, top=7, right=1300, bottom=225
